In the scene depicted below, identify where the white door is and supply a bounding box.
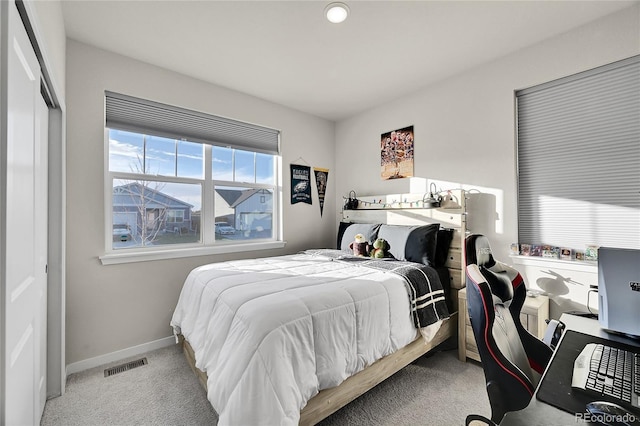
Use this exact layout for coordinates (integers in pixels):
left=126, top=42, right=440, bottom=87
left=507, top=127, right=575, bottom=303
left=34, top=95, right=49, bottom=419
left=4, top=2, right=45, bottom=425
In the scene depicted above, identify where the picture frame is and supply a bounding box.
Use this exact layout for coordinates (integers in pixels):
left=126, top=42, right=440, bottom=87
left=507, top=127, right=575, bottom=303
left=585, top=245, right=599, bottom=261
left=530, top=245, right=542, bottom=256
left=542, top=245, right=560, bottom=259
left=380, top=125, right=414, bottom=180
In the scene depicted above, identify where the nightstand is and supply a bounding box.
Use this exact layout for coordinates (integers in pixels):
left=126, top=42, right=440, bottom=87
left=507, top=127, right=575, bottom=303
left=458, top=286, right=550, bottom=362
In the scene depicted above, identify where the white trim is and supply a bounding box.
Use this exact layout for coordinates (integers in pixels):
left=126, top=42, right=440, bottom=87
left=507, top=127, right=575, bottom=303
left=509, top=255, right=597, bottom=274
left=99, top=240, right=287, bottom=265
left=65, top=335, right=176, bottom=375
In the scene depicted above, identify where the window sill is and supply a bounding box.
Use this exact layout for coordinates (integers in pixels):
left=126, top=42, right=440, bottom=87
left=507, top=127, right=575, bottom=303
left=99, top=241, right=287, bottom=265
left=509, top=255, right=597, bottom=274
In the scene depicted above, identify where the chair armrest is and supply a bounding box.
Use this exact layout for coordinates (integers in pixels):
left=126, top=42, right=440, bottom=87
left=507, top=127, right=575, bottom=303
left=542, top=319, right=566, bottom=350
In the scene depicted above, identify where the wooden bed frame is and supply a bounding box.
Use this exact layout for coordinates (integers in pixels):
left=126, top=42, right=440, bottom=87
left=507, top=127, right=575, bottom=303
left=180, top=190, right=467, bottom=425
left=180, top=314, right=456, bottom=425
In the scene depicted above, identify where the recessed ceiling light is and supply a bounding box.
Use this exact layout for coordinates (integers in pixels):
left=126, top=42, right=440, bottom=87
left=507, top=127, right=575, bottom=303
left=325, top=2, right=349, bottom=24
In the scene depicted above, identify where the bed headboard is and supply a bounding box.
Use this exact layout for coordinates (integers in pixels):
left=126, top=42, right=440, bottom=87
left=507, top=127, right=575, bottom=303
left=341, top=189, right=467, bottom=312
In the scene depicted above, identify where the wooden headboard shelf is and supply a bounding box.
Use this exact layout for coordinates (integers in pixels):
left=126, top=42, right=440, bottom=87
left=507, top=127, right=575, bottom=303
left=341, top=189, right=468, bottom=312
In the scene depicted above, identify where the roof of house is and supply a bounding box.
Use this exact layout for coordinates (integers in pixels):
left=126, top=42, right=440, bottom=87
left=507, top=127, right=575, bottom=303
left=231, top=189, right=272, bottom=208
left=113, top=182, right=193, bottom=209
left=215, top=189, right=243, bottom=206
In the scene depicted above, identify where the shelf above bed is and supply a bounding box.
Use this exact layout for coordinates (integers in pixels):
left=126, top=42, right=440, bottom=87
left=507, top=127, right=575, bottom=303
left=341, top=190, right=468, bottom=296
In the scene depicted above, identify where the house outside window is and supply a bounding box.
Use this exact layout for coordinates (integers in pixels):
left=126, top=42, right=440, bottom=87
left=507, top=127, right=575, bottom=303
left=103, top=92, right=282, bottom=262
left=108, top=130, right=278, bottom=251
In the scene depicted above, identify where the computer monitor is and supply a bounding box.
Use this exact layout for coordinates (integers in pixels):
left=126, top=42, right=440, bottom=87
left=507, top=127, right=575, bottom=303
left=598, top=247, right=640, bottom=338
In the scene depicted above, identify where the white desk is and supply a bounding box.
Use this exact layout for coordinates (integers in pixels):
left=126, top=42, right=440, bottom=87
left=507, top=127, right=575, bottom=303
left=500, top=313, right=640, bottom=425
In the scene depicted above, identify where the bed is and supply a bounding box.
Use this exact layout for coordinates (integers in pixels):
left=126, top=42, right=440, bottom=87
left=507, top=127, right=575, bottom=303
left=171, top=191, right=467, bottom=425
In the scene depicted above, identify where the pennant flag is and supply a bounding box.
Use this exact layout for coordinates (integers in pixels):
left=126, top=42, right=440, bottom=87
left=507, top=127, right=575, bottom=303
left=314, top=167, right=329, bottom=216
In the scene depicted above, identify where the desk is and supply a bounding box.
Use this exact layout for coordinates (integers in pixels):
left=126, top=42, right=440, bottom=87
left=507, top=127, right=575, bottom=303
left=500, top=313, right=640, bottom=425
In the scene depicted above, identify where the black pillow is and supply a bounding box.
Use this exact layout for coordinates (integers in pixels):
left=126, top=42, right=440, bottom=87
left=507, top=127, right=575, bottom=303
left=377, top=223, right=440, bottom=266
left=337, top=221, right=351, bottom=249
left=435, top=228, right=454, bottom=267
left=337, top=223, right=381, bottom=251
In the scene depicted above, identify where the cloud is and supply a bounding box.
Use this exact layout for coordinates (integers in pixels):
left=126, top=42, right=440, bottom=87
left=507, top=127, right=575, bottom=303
left=212, top=157, right=231, bottom=165
left=109, top=139, right=141, bottom=158
left=178, top=152, right=203, bottom=160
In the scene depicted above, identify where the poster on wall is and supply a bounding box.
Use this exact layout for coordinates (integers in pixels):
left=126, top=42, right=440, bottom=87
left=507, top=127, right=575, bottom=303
left=291, top=164, right=312, bottom=205
left=380, top=125, right=414, bottom=180
left=313, top=167, right=329, bottom=216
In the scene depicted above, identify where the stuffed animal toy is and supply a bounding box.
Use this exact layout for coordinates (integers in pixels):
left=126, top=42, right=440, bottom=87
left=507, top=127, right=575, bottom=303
left=349, top=233, right=370, bottom=257
left=370, top=238, right=391, bottom=259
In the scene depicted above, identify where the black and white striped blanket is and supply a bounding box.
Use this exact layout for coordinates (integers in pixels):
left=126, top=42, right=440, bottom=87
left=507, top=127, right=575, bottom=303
left=305, top=250, right=450, bottom=328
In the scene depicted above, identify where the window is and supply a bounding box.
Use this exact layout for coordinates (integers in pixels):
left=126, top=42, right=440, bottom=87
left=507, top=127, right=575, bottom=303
left=516, top=56, right=640, bottom=252
left=104, top=92, right=281, bottom=260
left=167, top=210, right=185, bottom=223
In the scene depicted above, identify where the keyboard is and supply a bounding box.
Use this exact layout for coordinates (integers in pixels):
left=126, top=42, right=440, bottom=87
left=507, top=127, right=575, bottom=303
left=572, top=342, right=640, bottom=409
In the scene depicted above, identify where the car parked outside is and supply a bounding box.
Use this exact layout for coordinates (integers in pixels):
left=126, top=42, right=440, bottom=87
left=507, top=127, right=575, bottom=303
left=215, top=222, right=236, bottom=235
left=113, top=223, right=132, bottom=241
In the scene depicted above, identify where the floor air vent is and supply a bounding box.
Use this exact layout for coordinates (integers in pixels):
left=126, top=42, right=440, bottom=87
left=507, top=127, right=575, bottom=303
left=104, top=357, right=148, bottom=377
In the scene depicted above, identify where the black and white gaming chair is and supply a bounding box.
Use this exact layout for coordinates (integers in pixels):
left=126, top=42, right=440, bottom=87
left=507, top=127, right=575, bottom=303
left=464, top=234, right=554, bottom=424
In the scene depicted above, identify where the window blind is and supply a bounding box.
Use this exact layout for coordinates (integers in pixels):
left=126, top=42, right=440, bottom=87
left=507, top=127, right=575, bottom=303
left=105, top=91, right=280, bottom=155
left=516, top=55, right=640, bottom=251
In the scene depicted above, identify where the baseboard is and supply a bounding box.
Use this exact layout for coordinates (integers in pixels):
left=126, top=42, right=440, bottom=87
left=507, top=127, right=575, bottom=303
left=66, top=335, right=176, bottom=375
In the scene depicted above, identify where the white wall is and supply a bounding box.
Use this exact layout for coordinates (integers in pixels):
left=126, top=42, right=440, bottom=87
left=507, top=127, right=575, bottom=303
left=512, top=257, right=599, bottom=320
left=65, top=40, right=335, bottom=365
left=334, top=6, right=640, bottom=314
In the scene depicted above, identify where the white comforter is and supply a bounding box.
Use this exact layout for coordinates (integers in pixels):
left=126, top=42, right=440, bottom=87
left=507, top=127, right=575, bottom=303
left=170, top=251, right=427, bottom=425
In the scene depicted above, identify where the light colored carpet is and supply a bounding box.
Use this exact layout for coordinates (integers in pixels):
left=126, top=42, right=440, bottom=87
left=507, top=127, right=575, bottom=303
left=41, top=342, right=490, bottom=425
left=318, top=346, right=490, bottom=426
left=41, top=344, right=217, bottom=426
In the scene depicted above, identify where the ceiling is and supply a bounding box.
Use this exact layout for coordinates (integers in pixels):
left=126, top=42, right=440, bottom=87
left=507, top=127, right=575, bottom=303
left=61, top=0, right=637, bottom=121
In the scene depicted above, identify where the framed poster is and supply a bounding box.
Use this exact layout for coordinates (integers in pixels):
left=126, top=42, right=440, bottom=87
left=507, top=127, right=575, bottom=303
left=381, top=125, right=414, bottom=180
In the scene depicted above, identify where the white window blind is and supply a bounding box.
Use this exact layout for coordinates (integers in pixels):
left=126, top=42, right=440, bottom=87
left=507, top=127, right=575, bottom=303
left=105, top=91, right=280, bottom=155
left=516, top=55, right=640, bottom=251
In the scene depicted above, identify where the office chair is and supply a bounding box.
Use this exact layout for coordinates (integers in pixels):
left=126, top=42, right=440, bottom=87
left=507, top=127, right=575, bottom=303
left=464, top=234, right=553, bottom=424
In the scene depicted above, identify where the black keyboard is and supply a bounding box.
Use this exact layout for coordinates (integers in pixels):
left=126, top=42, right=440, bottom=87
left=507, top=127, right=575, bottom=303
left=572, top=342, right=640, bottom=409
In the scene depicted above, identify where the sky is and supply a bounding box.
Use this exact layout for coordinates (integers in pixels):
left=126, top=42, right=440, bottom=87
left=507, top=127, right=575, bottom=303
left=108, top=129, right=275, bottom=211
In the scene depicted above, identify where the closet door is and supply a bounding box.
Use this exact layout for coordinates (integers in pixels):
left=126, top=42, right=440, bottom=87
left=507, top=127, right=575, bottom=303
left=3, top=2, right=46, bottom=424
left=35, top=94, right=49, bottom=419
